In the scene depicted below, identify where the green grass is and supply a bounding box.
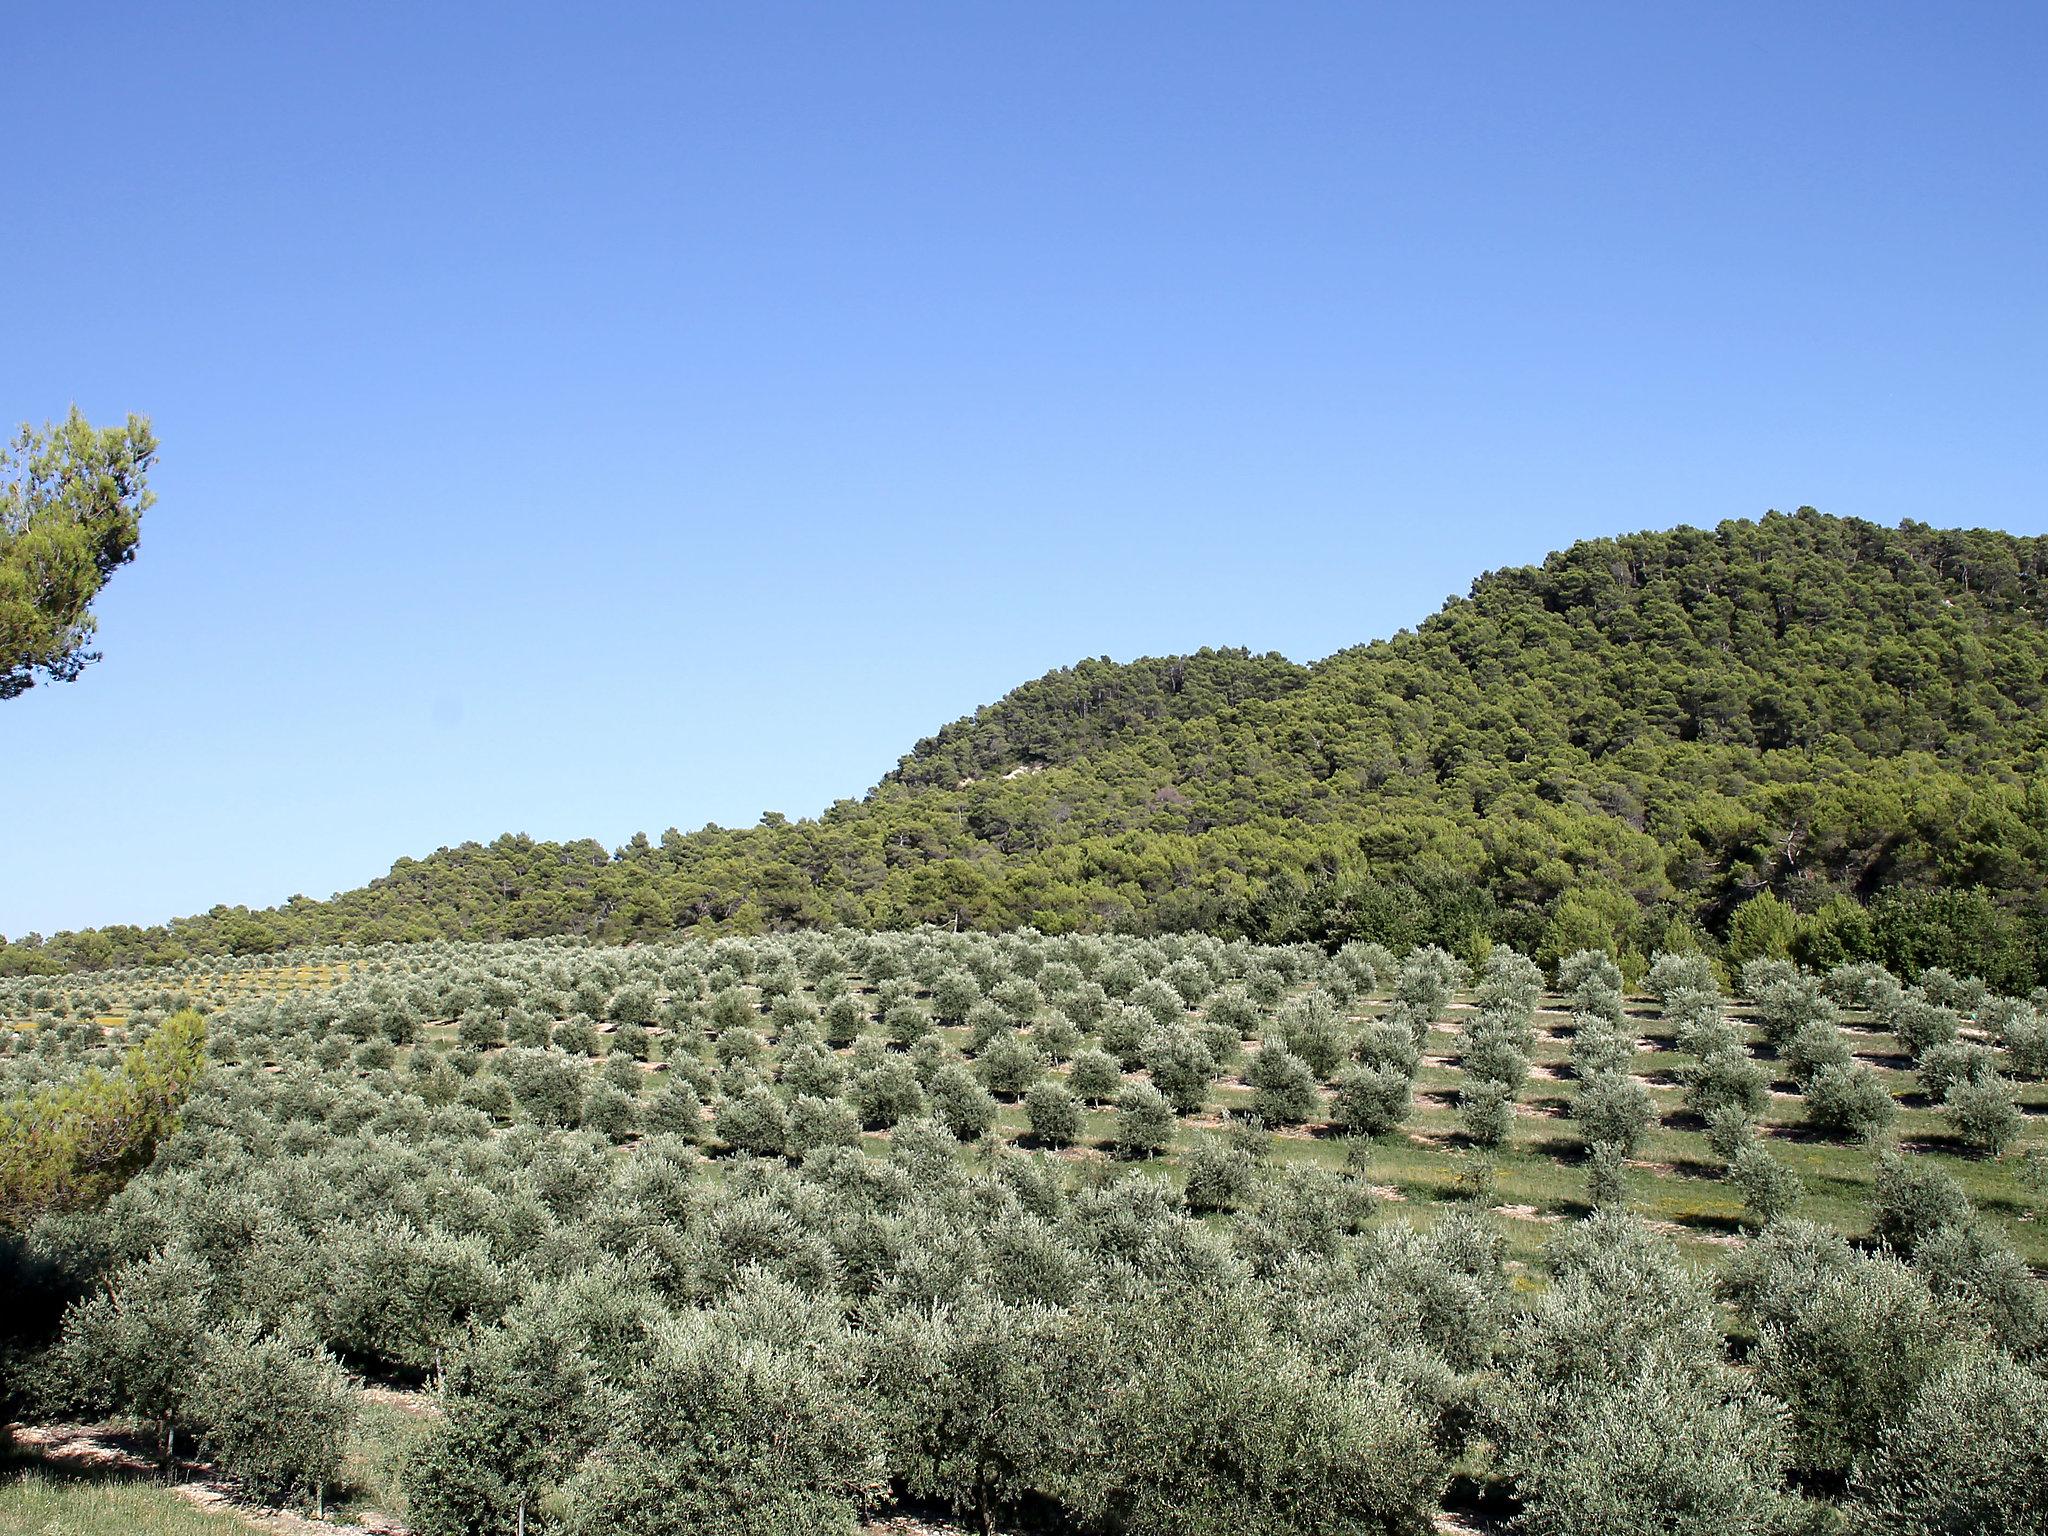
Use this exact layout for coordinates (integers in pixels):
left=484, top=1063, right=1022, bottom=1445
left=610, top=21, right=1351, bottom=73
left=327, top=1393, right=429, bottom=1525
left=883, top=990, right=2048, bottom=1277
left=0, top=1470, right=255, bottom=1536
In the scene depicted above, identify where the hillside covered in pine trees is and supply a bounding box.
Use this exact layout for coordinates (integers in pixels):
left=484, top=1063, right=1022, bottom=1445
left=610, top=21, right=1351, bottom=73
left=14, top=509, right=2048, bottom=986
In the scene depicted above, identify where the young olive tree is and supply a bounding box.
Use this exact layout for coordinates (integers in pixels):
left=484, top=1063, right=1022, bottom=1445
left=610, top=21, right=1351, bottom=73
left=192, top=1329, right=356, bottom=1512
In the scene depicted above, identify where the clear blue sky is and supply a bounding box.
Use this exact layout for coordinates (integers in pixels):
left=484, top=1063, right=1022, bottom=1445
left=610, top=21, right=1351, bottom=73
left=6, top=3, right=2046, bottom=936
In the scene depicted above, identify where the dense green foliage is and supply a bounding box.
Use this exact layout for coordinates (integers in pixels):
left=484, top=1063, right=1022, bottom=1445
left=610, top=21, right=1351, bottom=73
left=0, top=1009, right=205, bottom=1229
left=12, top=510, right=2048, bottom=986
left=0, top=408, right=156, bottom=700
left=2, top=928, right=2042, bottom=1530
left=9, top=511, right=2048, bottom=986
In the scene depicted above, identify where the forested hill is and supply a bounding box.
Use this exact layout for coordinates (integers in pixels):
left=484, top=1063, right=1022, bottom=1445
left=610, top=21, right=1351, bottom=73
left=886, top=648, right=1311, bottom=790
left=17, top=509, right=2048, bottom=986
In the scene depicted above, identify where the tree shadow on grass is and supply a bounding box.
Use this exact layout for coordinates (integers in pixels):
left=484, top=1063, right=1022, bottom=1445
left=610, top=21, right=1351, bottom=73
left=1667, top=1155, right=1726, bottom=1180
left=1670, top=1209, right=1747, bottom=1237
left=3, top=1424, right=165, bottom=1486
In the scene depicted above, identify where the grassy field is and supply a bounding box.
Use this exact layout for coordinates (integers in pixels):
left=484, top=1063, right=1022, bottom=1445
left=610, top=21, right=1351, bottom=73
left=953, top=991, right=2045, bottom=1277
left=0, top=1470, right=255, bottom=1536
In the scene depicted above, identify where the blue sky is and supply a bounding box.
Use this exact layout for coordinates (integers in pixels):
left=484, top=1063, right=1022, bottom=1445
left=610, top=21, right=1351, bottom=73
left=5, top=2, right=2046, bottom=935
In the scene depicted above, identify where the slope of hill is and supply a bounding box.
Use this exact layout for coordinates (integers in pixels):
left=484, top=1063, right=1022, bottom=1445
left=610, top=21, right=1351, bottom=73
left=13, top=509, right=2048, bottom=984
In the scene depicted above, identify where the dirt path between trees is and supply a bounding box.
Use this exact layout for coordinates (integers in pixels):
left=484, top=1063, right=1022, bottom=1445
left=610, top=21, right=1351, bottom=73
left=7, top=1422, right=404, bottom=1536
left=10, top=1419, right=1502, bottom=1536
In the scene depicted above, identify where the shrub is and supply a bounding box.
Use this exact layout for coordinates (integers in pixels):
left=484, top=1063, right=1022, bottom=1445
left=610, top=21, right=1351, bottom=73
left=780, top=1043, right=845, bottom=1101
left=1113, top=1081, right=1176, bottom=1159
left=715, top=1086, right=789, bottom=1157
left=192, top=1329, right=356, bottom=1508
left=991, top=977, right=1044, bottom=1025
left=1066, top=1047, right=1123, bottom=1105
left=1022, top=1079, right=1083, bottom=1149
left=1871, top=1152, right=1974, bottom=1255
left=1572, top=1072, right=1654, bottom=1158
left=1449, top=1153, right=1498, bottom=1205
left=1141, top=1024, right=1217, bottom=1116
left=1915, top=966, right=1988, bottom=1017
left=1161, top=957, right=1215, bottom=1007
left=497, top=1048, right=584, bottom=1128
left=1096, top=1004, right=1152, bottom=1069
left=1330, top=1063, right=1412, bottom=1138
left=1822, top=960, right=1896, bottom=1010
left=1247, top=1041, right=1322, bottom=1127
left=457, top=1010, right=506, bottom=1051
left=402, top=1311, right=593, bottom=1536
left=1801, top=1062, right=1896, bottom=1143
left=1943, top=1074, right=2023, bottom=1156
left=1728, top=1143, right=1802, bottom=1228
left=1459, top=1080, right=1515, bottom=1149
left=1233, top=1164, right=1360, bottom=1271
left=1034, top=1014, right=1083, bottom=1063
left=1336, top=940, right=1392, bottom=992
left=714, top=1024, right=767, bottom=1067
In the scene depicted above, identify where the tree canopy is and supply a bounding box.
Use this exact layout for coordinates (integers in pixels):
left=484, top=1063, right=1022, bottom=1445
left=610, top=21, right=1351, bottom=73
left=0, top=407, right=157, bottom=699
left=14, top=510, right=2048, bottom=985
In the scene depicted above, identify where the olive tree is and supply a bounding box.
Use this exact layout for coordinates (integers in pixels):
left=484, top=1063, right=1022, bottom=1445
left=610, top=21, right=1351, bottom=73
left=565, top=1318, right=885, bottom=1536
left=191, top=1329, right=356, bottom=1511
left=1247, top=1040, right=1321, bottom=1127
left=1846, top=1349, right=2048, bottom=1536
left=1022, top=1079, right=1083, bottom=1149
left=1330, top=1063, right=1412, bottom=1138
